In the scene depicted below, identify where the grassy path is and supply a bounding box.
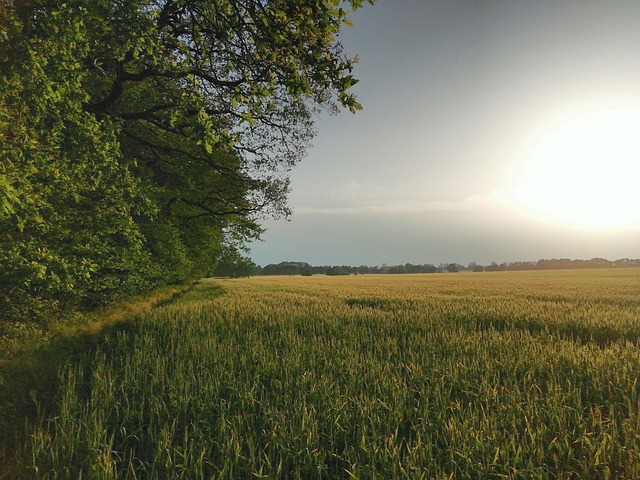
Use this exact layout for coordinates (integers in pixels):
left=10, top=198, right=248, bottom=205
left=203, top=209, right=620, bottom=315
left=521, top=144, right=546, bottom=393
left=0, top=283, right=196, bottom=478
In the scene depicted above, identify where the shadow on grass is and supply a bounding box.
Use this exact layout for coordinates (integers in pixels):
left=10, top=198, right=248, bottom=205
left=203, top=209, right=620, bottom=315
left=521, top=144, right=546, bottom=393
left=472, top=313, right=640, bottom=347
left=0, top=282, right=198, bottom=478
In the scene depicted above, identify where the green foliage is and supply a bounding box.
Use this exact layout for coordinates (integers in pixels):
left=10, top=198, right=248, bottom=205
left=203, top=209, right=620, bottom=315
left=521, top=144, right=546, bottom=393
left=0, top=0, right=373, bottom=322
left=1, top=2, right=151, bottom=318
left=212, top=246, right=259, bottom=278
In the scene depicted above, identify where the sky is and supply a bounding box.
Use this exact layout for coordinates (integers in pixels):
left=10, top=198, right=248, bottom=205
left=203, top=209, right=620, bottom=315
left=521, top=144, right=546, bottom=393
left=249, top=0, right=640, bottom=267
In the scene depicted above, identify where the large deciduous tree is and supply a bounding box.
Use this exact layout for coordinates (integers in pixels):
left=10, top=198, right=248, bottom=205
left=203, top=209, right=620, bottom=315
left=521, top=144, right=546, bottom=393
left=0, top=0, right=372, bottom=321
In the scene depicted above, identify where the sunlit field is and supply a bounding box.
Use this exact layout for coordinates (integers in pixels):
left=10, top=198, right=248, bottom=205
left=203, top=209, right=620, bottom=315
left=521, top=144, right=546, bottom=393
left=17, top=270, right=640, bottom=479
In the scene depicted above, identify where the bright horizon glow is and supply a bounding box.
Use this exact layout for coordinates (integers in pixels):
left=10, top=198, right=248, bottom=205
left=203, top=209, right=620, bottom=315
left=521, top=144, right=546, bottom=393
left=250, top=2, right=640, bottom=267
left=509, top=106, right=640, bottom=230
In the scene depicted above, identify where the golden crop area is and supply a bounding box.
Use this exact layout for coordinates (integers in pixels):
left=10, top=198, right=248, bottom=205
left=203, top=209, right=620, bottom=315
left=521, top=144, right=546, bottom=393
left=15, top=269, right=640, bottom=478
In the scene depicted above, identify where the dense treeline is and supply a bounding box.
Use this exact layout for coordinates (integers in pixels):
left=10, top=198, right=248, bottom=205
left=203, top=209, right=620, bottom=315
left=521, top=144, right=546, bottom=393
left=259, top=261, right=440, bottom=276
left=0, top=0, right=371, bottom=322
left=477, top=257, right=640, bottom=272
left=255, top=258, right=640, bottom=277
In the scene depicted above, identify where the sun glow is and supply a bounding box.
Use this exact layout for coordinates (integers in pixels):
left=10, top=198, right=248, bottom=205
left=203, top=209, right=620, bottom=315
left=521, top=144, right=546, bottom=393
left=510, top=106, right=640, bottom=229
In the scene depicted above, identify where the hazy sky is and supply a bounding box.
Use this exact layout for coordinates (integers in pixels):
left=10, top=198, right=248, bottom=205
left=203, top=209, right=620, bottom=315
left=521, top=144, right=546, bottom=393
left=249, top=0, right=640, bottom=267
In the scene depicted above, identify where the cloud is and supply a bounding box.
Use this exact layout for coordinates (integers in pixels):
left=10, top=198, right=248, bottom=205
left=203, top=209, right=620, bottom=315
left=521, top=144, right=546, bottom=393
left=294, top=190, right=507, bottom=215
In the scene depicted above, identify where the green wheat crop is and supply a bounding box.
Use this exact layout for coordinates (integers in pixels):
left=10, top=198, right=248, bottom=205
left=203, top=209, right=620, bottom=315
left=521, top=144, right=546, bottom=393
left=17, top=269, right=640, bottom=479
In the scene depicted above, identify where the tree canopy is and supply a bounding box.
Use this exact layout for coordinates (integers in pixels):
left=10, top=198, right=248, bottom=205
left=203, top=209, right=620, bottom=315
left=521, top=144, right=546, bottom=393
left=0, top=0, right=373, bottom=321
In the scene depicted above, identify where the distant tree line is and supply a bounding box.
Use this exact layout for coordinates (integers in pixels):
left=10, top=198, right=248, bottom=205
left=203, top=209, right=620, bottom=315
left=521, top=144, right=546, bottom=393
left=257, top=262, right=442, bottom=276
left=251, top=258, right=640, bottom=277
left=474, top=258, right=640, bottom=272
left=258, top=262, right=451, bottom=276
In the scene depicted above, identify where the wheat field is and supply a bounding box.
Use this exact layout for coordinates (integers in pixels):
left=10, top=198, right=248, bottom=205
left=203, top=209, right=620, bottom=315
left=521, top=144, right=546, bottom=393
left=19, top=270, right=640, bottom=478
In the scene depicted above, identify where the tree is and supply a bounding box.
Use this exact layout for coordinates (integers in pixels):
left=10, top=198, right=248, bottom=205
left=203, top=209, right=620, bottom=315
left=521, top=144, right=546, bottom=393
left=1, top=0, right=374, bottom=321
left=446, top=263, right=459, bottom=273
left=212, top=247, right=259, bottom=278
left=326, top=266, right=347, bottom=276
left=1, top=1, right=152, bottom=316
left=485, top=262, right=503, bottom=272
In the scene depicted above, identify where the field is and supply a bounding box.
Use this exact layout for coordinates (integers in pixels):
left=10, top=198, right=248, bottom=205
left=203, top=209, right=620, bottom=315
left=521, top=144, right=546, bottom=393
left=9, top=270, right=640, bottom=478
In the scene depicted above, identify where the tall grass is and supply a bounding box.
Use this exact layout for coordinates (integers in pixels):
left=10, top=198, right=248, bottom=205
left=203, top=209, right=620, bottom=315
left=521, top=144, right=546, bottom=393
left=15, top=270, right=640, bottom=478
left=0, top=282, right=194, bottom=475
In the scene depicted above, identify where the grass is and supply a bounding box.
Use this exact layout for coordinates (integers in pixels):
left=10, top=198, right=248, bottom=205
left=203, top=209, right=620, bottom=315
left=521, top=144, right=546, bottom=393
left=0, top=282, right=196, bottom=476
left=5, top=270, right=640, bottom=478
